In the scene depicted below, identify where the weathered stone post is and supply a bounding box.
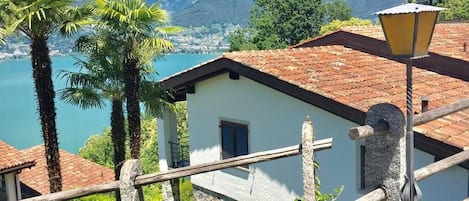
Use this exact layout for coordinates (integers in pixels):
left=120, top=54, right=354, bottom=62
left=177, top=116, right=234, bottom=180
left=302, top=116, right=316, bottom=201
left=119, top=159, right=143, bottom=201
left=364, top=103, right=406, bottom=201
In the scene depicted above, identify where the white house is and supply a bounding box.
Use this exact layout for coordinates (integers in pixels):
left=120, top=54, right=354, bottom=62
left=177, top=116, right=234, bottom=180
left=158, top=23, right=469, bottom=201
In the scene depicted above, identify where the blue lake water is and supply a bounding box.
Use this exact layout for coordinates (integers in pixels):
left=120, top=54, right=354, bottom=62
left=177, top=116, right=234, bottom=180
left=0, top=53, right=218, bottom=153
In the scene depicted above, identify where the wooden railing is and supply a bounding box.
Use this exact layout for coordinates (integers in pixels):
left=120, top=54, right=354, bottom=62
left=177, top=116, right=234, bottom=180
left=23, top=118, right=332, bottom=201
left=356, top=149, right=469, bottom=201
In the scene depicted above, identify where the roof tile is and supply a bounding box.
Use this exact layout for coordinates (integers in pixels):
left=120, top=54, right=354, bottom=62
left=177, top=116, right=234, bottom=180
left=0, top=141, right=35, bottom=173
left=19, top=145, right=114, bottom=195
left=223, top=44, right=469, bottom=149
left=341, top=23, right=469, bottom=62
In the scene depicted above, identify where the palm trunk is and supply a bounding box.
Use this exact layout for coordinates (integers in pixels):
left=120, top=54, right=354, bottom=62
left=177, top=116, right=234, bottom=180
left=111, top=99, right=125, bottom=201
left=31, top=36, right=62, bottom=193
left=111, top=99, right=126, bottom=178
left=124, top=49, right=141, bottom=159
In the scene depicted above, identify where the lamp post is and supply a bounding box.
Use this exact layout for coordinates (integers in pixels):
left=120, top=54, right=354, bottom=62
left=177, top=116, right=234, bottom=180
left=375, top=3, right=445, bottom=201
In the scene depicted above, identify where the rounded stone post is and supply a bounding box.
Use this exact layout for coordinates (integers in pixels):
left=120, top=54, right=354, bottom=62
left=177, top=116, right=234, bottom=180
left=302, top=116, right=316, bottom=201
left=119, top=159, right=143, bottom=201
left=364, top=103, right=405, bottom=201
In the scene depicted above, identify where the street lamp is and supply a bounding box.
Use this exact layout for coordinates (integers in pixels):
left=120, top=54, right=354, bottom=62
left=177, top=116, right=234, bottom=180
left=375, top=3, right=445, bottom=201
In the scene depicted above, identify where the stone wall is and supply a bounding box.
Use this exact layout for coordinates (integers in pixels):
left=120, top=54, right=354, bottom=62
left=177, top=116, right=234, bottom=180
left=193, top=185, right=235, bottom=201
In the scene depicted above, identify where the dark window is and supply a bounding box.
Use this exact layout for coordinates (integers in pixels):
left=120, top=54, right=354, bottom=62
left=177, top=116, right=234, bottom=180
left=220, top=121, right=249, bottom=160
left=360, top=145, right=366, bottom=189
left=0, top=175, right=5, bottom=192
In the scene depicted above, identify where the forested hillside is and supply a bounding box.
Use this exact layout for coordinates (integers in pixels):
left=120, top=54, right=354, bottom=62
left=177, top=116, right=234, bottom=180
left=163, top=0, right=406, bottom=27
left=153, top=0, right=195, bottom=12
left=170, top=0, right=254, bottom=27
left=349, top=0, right=402, bottom=19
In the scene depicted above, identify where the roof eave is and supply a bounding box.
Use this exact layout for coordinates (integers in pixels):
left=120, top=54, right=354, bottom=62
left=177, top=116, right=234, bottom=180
left=0, top=161, right=36, bottom=175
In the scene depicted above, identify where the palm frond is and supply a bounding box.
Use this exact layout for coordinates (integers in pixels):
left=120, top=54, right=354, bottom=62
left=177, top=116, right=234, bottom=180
left=58, top=87, right=105, bottom=109
left=58, top=69, right=98, bottom=88
left=154, top=26, right=183, bottom=35
left=0, top=27, right=6, bottom=44
left=140, top=80, right=171, bottom=117
left=141, top=37, right=173, bottom=52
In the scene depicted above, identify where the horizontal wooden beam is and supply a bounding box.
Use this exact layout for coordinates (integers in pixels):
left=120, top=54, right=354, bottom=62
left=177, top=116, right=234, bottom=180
left=414, top=98, right=469, bottom=126
left=349, top=98, right=469, bottom=141
left=348, top=119, right=389, bottom=140
left=22, top=181, right=119, bottom=201
left=22, top=138, right=333, bottom=201
left=356, top=149, right=469, bottom=201
left=135, top=138, right=333, bottom=186
left=414, top=148, right=469, bottom=181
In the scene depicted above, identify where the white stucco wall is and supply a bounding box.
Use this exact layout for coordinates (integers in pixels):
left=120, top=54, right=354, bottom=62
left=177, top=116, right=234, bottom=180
left=186, top=73, right=360, bottom=200
left=184, top=72, right=468, bottom=200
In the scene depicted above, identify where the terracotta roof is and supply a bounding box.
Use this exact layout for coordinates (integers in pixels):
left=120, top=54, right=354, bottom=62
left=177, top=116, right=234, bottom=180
left=0, top=141, right=35, bottom=174
left=19, top=145, right=114, bottom=195
left=341, top=23, right=469, bottom=62
left=162, top=23, right=469, bottom=164
left=222, top=46, right=469, bottom=149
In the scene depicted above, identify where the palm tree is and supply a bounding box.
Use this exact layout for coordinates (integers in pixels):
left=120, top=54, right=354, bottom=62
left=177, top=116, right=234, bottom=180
left=60, top=32, right=125, bottom=180
left=59, top=31, right=171, bottom=180
left=0, top=0, right=92, bottom=192
left=95, top=0, right=174, bottom=159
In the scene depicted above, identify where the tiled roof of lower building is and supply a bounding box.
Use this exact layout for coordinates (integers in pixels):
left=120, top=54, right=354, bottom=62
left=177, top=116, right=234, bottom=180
left=19, top=145, right=114, bottom=195
left=0, top=141, right=35, bottom=174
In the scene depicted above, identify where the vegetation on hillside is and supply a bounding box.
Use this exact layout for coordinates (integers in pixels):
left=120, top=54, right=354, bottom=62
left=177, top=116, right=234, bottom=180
left=319, top=17, right=372, bottom=35
left=78, top=103, right=191, bottom=200
left=229, top=0, right=368, bottom=51
left=438, top=0, right=469, bottom=21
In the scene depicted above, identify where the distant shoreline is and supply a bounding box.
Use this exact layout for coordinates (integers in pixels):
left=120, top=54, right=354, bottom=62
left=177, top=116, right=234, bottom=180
left=0, top=50, right=225, bottom=61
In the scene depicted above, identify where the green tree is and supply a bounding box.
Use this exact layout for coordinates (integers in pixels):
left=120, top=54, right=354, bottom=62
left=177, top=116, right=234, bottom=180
left=60, top=31, right=171, bottom=181
left=250, top=0, right=324, bottom=49
left=319, top=17, right=372, bottom=36
left=438, top=0, right=469, bottom=21
left=322, top=0, right=352, bottom=23
left=0, top=0, right=91, bottom=192
left=78, top=107, right=193, bottom=200
left=229, top=28, right=258, bottom=51
left=95, top=0, right=175, bottom=159
left=78, top=116, right=162, bottom=200
left=78, top=128, right=115, bottom=169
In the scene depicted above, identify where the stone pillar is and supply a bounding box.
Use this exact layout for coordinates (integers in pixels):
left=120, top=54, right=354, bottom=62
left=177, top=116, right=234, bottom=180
left=119, top=159, right=143, bottom=201
left=364, top=103, right=406, bottom=201
left=302, top=116, right=316, bottom=201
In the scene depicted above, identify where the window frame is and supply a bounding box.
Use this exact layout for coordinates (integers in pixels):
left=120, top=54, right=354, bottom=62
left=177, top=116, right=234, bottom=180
left=219, top=120, right=250, bottom=168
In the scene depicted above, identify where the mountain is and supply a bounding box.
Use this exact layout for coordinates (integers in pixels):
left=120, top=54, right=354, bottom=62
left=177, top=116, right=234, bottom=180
left=170, top=0, right=254, bottom=27
left=168, top=0, right=404, bottom=28
left=151, top=0, right=195, bottom=13
left=345, top=0, right=402, bottom=19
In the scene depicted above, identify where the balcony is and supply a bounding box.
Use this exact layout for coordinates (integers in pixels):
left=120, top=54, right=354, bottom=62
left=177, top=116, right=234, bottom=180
left=169, top=136, right=190, bottom=168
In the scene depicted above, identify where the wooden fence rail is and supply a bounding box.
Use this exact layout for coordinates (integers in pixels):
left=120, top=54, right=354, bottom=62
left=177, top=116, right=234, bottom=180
left=23, top=138, right=333, bottom=201
left=349, top=98, right=469, bottom=140
left=356, top=149, right=469, bottom=201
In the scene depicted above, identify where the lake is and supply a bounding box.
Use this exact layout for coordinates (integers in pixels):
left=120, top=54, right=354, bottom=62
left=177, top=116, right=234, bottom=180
left=0, top=53, right=219, bottom=153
